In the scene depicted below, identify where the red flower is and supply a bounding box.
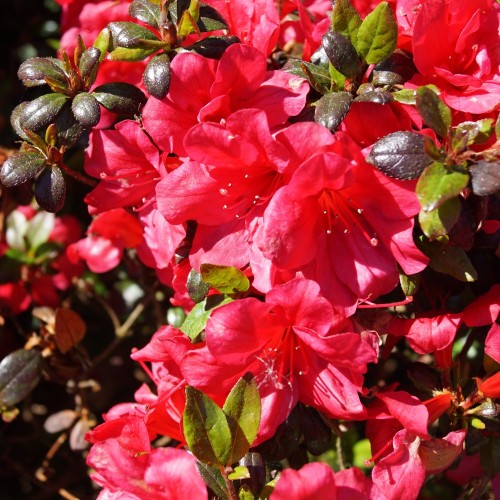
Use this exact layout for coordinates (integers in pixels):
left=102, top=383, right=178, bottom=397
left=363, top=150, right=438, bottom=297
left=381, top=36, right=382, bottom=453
left=257, top=133, right=428, bottom=316
left=142, top=43, right=308, bottom=156
left=411, top=0, right=500, bottom=113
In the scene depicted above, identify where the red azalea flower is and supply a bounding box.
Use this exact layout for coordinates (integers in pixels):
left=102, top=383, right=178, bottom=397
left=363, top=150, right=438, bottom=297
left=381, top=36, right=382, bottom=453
left=179, top=278, right=377, bottom=441
left=411, top=0, right=500, bottom=113
left=257, top=132, right=428, bottom=316
left=142, top=43, right=308, bottom=156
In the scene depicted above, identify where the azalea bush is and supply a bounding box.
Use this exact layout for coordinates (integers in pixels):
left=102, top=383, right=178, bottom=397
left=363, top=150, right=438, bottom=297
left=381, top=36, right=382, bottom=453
left=0, top=0, right=499, bottom=498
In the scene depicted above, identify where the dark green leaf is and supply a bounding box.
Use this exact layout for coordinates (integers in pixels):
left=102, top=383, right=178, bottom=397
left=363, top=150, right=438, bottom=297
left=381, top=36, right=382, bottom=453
left=34, top=166, right=66, bottom=213
left=187, top=269, right=210, bottom=303
left=109, top=45, right=159, bottom=62
left=109, top=21, right=159, bottom=48
left=314, top=92, right=353, bottom=131
left=181, top=295, right=233, bottom=341
left=93, top=82, right=147, bottom=115
left=356, top=2, right=398, bottom=64
left=353, top=89, right=393, bottom=103
left=223, top=373, right=261, bottom=464
left=331, top=0, right=362, bottom=46
left=129, top=0, right=160, bottom=28
left=0, top=151, right=46, bottom=187
left=169, top=0, right=191, bottom=25
left=10, top=102, right=32, bottom=141
left=301, top=62, right=332, bottom=93
left=469, top=160, right=500, bottom=196
left=419, top=197, right=461, bottom=240
left=189, top=35, right=240, bottom=59
left=399, top=268, right=421, bottom=296
left=78, top=47, right=101, bottom=87
left=200, top=264, right=250, bottom=294
left=416, top=162, right=469, bottom=212
left=416, top=86, right=452, bottom=137
left=17, top=57, right=66, bottom=87
left=238, top=452, right=266, bottom=498
left=421, top=239, right=477, bottom=282
left=322, top=31, right=364, bottom=81
left=183, top=386, right=232, bottom=466
left=197, top=3, right=228, bottom=31
left=72, top=93, right=101, bottom=127
left=371, top=70, right=403, bottom=86
left=0, top=349, right=44, bottom=408
left=54, top=104, right=85, bottom=148
left=195, top=461, right=229, bottom=499
left=143, top=53, right=171, bottom=99
left=18, top=94, right=68, bottom=132
left=372, top=49, right=416, bottom=84
left=366, top=131, right=433, bottom=180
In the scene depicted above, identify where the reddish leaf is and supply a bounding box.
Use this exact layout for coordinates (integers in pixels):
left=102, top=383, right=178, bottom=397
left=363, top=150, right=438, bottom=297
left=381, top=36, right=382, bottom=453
left=54, top=308, right=86, bottom=353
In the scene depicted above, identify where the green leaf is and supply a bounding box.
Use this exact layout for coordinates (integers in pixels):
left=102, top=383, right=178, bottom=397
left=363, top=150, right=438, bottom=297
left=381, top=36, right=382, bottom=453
left=285, top=60, right=331, bottom=93
left=93, top=28, right=112, bottom=61
left=129, top=0, right=160, bottom=28
left=321, top=31, right=364, bottom=80
left=200, top=264, right=250, bottom=294
left=366, top=131, right=433, bottom=180
left=195, top=461, right=229, bottom=499
left=93, top=82, right=147, bottom=115
left=422, top=240, right=477, bottom=282
left=0, top=349, right=44, bottom=408
left=0, top=151, right=46, bottom=187
left=187, top=269, right=210, bottom=303
left=109, top=45, right=159, bottom=62
left=496, top=114, right=500, bottom=140
left=452, top=119, right=494, bottom=149
left=399, top=268, right=421, bottom=296
left=198, top=3, right=228, bottom=32
left=183, top=386, right=232, bottom=466
left=223, top=373, right=261, bottom=464
left=238, top=484, right=254, bottom=500
left=314, top=92, right=353, bottom=131
left=178, top=9, right=200, bottom=38
left=34, top=166, right=66, bottom=213
left=181, top=295, right=233, bottom=341
left=228, top=466, right=251, bottom=480
left=331, top=0, right=362, bottom=46
left=356, top=2, right=398, bottom=64
left=392, top=88, right=417, bottom=105
left=352, top=438, right=373, bottom=469
left=416, top=162, right=470, bottom=212
left=416, top=86, right=452, bottom=138
left=18, top=93, right=68, bottom=132
left=109, top=21, right=159, bottom=48
left=418, top=197, right=461, bottom=240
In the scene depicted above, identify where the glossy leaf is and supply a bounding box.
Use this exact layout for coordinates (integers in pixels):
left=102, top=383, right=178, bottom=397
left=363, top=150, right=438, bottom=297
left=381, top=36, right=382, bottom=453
left=356, top=2, right=398, bottom=64
left=183, top=386, right=232, bottom=466
left=54, top=308, right=87, bottom=354
left=322, top=31, right=363, bottom=80
left=452, top=119, right=493, bottom=149
left=93, top=27, right=111, bottom=61
left=17, top=57, right=66, bottom=87
left=34, top=165, right=66, bottom=213
left=469, top=160, right=500, bottom=196
left=399, top=269, right=420, bottom=296
left=71, top=92, right=101, bottom=127
left=332, top=0, right=362, bottom=46
left=198, top=3, right=228, bottom=31
left=181, top=295, right=232, bottom=341
left=223, top=373, right=261, bottom=464
left=315, top=92, right=353, bottom=131
left=78, top=47, right=101, bottom=87
left=93, top=82, right=147, bottom=115
left=18, top=93, right=67, bottom=132
left=187, top=269, right=210, bottom=303
left=372, top=49, right=416, bottom=84
left=189, top=35, right=240, bottom=59
left=10, top=102, right=32, bottom=140
left=354, top=89, right=393, bottom=103
left=299, top=61, right=332, bottom=93
left=109, top=21, right=159, bottom=48
left=423, top=240, right=477, bottom=282
left=109, top=45, right=159, bottom=62
left=0, top=349, right=44, bottom=408
left=54, top=104, right=85, bottom=148
left=393, top=89, right=417, bottom=105
left=0, top=151, right=46, bottom=187
left=416, top=162, right=469, bottom=212
left=143, top=53, right=171, bottom=99
left=200, top=264, right=250, bottom=294
left=129, top=0, right=160, bottom=28
left=419, top=197, right=461, bottom=240
left=366, top=131, right=433, bottom=180
left=416, top=87, right=452, bottom=138
left=195, top=461, right=228, bottom=499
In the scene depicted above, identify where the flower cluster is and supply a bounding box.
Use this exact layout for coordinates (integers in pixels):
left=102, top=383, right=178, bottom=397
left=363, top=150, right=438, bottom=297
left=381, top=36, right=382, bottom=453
left=1, top=0, right=499, bottom=498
